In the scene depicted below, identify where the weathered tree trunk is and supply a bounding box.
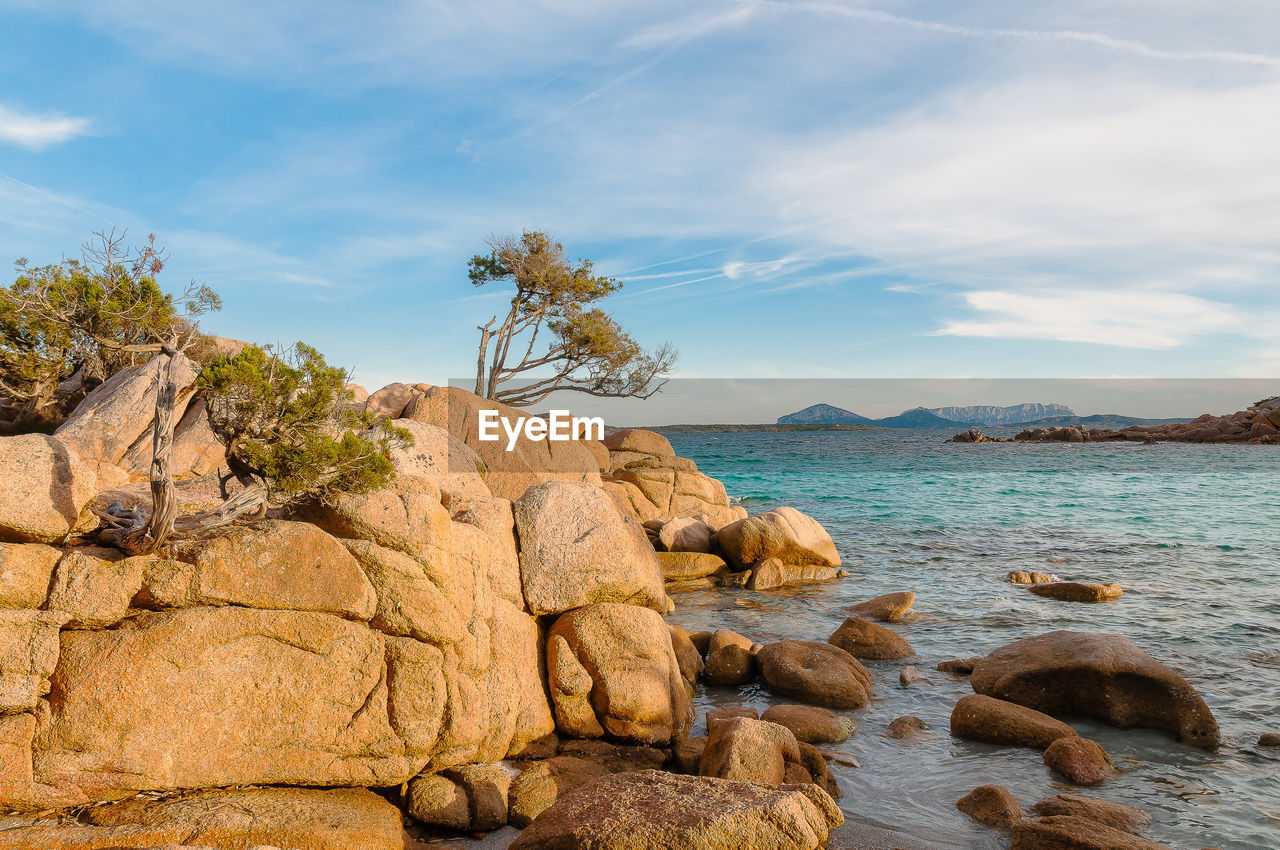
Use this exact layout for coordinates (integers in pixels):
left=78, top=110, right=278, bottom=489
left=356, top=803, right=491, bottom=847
left=140, top=350, right=180, bottom=548
left=475, top=319, right=495, bottom=396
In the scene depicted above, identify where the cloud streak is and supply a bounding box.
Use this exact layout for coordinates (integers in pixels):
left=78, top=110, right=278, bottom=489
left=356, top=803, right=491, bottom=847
left=0, top=104, right=92, bottom=150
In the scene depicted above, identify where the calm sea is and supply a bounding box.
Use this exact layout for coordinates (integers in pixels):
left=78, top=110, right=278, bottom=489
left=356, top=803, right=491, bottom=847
left=665, top=430, right=1280, bottom=849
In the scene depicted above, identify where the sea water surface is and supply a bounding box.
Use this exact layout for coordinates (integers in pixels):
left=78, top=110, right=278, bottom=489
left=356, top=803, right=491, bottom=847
left=664, top=430, right=1280, bottom=850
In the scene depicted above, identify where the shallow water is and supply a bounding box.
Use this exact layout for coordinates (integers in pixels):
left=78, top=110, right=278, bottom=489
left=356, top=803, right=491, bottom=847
left=665, top=431, right=1280, bottom=849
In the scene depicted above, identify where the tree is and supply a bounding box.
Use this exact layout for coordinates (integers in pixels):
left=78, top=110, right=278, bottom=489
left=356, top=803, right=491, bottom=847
left=469, top=230, right=677, bottom=407
left=98, top=342, right=409, bottom=553
left=0, top=230, right=219, bottom=430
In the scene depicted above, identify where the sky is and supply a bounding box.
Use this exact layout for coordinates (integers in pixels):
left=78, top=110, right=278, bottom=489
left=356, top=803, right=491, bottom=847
left=2, top=0, right=1279, bottom=413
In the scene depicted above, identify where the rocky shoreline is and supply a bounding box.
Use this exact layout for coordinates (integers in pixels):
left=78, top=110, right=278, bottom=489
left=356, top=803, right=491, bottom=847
left=0, top=368, right=1257, bottom=849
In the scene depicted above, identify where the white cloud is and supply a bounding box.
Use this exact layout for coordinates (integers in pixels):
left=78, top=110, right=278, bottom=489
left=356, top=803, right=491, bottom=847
left=0, top=105, right=92, bottom=150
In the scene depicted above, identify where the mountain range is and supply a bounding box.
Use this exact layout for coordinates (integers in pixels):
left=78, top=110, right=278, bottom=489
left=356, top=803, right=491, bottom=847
left=777, top=402, right=1185, bottom=430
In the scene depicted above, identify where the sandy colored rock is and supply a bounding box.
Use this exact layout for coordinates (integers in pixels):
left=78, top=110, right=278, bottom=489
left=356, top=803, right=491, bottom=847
left=0, top=609, right=65, bottom=713
left=411, top=763, right=512, bottom=831
left=717, top=506, right=840, bottom=569
left=509, top=770, right=842, bottom=850
left=343, top=538, right=469, bottom=646
left=1043, top=736, right=1115, bottom=786
left=850, top=591, right=915, bottom=622
left=508, top=746, right=665, bottom=829
left=0, top=435, right=96, bottom=544
left=674, top=735, right=708, bottom=773
left=757, top=640, right=874, bottom=710
left=957, top=784, right=1022, bottom=828
left=1028, top=581, right=1123, bottom=603
left=951, top=694, right=1077, bottom=750
left=408, top=772, right=469, bottom=830
left=657, top=551, right=727, bottom=581
left=547, top=603, right=692, bottom=744
left=899, top=665, right=926, bottom=685
left=0, top=544, right=61, bottom=609
left=44, top=547, right=144, bottom=628
left=451, top=496, right=523, bottom=607
left=669, top=626, right=705, bottom=686
left=608, top=457, right=743, bottom=530
left=1031, top=794, right=1153, bottom=834
left=364, top=381, right=417, bottom=421
left=515, top=480, right=666, bottom=616
left=0, top=712, right=81, bottom=810
left=829, top=616, right=915, bottom=660
left=375, top=418, right=490, bottom=508
left=171, top=520, right=376, bottom=620
left=122, top=397, right=225, bottom=480
left=700, top=716, right=802, bottom=785
left=1009, top=571, right=1059, bottom=585
left=602, top=428, right=676, bottom=460
left=658, top=516, right=715, bottom=553
left=35, top=607, right=409, bottom=801
left=970, top=631, right=1219, bottom=747
left=704, top=628, right=757, bottom=686
left=761, top=704, right=853, bottom=744
left=1011, top=815, right=1170, bottom=850
left=887, top=716, right=929, bottom=739
left=706, top=705, right=758, bottom=726
left=747, top=557, right=845, bottom=590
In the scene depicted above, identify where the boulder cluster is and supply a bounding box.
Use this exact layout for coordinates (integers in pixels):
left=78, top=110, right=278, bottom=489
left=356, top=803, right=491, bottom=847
left=1013, top=397, right=1280, bottom=444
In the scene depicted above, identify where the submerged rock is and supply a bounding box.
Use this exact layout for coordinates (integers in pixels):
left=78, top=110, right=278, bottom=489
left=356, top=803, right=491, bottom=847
left=950, top=694, right=1076, bottom=750
left=508, top=770, right=843, bottom=850
left=1028, top=581, right=1123, bottom=603
left=747, top=557, right=846, bottom=590
left=1011, top=815, right=1170, bottom=849
left=970, top=631, right=1220, bottom=747
left=957, top=784, right=1022, bottom=829
left=1008, top=571, right=1059, bottom=585
left=657, top=551, right=727, bottom=582
left=756, top=640, right=874, bottom=709
left=887, top=716, right=929, bottom=739
left=850, top=591, right=916, bottom=622
left=1043, top=736, right=1116, bottom=786
left=828, top=616, right=915, bottom=660
left=1031, top=794, right=1153, bottom=834
left=761, top=704, right=853, bottom=744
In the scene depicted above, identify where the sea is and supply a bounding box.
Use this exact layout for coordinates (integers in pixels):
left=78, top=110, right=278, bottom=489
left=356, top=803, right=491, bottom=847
left=664, top=429, right=1280, bottom=849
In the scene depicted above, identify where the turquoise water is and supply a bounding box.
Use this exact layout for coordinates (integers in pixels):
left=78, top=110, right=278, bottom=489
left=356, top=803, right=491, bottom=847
left=665, top=431, right=1280, bottom=849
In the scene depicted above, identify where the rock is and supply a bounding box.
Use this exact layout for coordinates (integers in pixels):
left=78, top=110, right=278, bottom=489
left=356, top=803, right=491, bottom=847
left=73, top=787, right=404, bottom=850
left=1259, top=732, right=1280, bottom=747
left=364, top=381, right=417, bottom=421
left=1009, top=571, right=1059, bottom=584
left=373, top=419, right=491, bottom=508
left=121, top=397, right=224, bottom=480
left=716, top=507, right=840, bottom=569
left=1031, top=794, right=1153, bottom=833
left=0, top=609, right=65, bottom=713
left=1011, top=815, right=1169, bottom=849
left=957, top=784, right=1022, bottom=829
left=720, top=570, right=751, bottom=587
left=950, top=694, right=1077, bottom=750
left=747, top=557, right=846, bottom=590
left=602, top=428, right=676, bottom=463
left=514, top=480, right=666, bottom=616
left=0, top=710, right=81, bottom=811
left=508, top=747, right=666, bottom=828
left=0, top=544, right=61, bottom=609
left=797, top=741, right=840, bottom=799
left=1028, top=581, right=1123, bottom=603
left=829, top=616, right=915, bottom=660
left=607, top=456, right=743, bottom=530
left=936, top=657, right=981, bottom=675
left=699, top=716, right=802, bottom=785
left=1043, top=736, right=1115, bottom=786
left=761, top=704, right=853, bottom=744
left=45, top=547, right=144, bottom=628
left=706, top=705, right=758, bottom=725
left=970, top=631, right=1220, bottom=747
left=687, top=630, right=712, bottom=656
left=34, top=607, right=409, bottom=801
left=756, top=640, right=874, bottom=709
left=669, top=626, right=705, bottom=686
left=658, top=517, right=715, bottom=553
left=704, top=628, right=757, bottom=686
left=850, top=591, right=915, bottom=622
left=948, top=427, right=989, bottom=443
left=657, top=551, right=727, bottom=582
left=673, top=736, right=707, bottom=773
left=170, top=519, right=376, bottom=620
left=411, top=763, right=513, bottom=831
left=54, top=353, right=199, bottom=477
left=0, top=435, right=96, bottom=544
left=507, top=770, right=842, bottom=850
left=887, top=716, right=929, bottom=739
left=899, top=665, right=926, bottom=685
left=546, top=603, right=693, bottom=744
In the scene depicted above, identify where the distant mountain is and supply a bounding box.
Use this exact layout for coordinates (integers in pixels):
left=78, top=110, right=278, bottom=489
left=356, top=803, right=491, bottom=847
left=929, top=403, right=1074, bottom=426
left=873, top=407, right=964, bottom=429
left=777, top=404, right=874, bottom=425
left=1015, top=413, right=1190, bottom=429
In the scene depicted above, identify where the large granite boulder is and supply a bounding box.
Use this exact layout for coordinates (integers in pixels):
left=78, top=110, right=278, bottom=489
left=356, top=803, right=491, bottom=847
left=601, top=428, right=675, bottom=469
left=121, top=397, right=225, bottom=480
left=970, top=631, right=1219, bottom=747
left=509, top=770, right=843, bottom=850
left=0, top=435, right=96, bottom=543
left=658, top=516, right=715, bottom=553
left=45, top=548, right=145, bottom=628
left=756, top=640, right=874, bottom=709
left=514, top=480, right=666, bottom=616
left=699, top=716, right=802, bottom=785
left=409, top=762, right=513, bottom=832
left=716, top=507, right=840, bottom=569
left=372, top=418, right=490, bottom=508
left=546, top=603, right=692, bottom=744
left=606, top=457, right=744, bottom=530
left=0, top=544, right=62, bottom=609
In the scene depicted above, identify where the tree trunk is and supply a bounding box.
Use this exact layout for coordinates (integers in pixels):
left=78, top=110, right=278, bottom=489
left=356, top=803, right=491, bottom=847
left=475, top=320, right=494, bottom=396
left=140, top=350, right=180, bottom=549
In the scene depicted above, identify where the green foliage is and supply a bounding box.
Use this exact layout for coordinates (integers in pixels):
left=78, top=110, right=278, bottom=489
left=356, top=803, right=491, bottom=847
left=1255, top=395, right=1279, bottom=408
left=197, top=342, right=408, bottom=506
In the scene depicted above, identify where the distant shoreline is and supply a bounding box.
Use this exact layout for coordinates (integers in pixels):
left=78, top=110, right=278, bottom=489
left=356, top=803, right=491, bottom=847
left=618, top=423, right=887, bottom=433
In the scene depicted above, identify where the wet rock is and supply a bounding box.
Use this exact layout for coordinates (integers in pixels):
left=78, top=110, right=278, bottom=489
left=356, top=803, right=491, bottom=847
left=706, top=706, right=758, bottom=725
left=699, top=716, right=801, bottom=785
left=970, top=631, right=1220, bottom=747
left=756, top=640, right=874, bottom=710
left=1008, top=571, right=1059, bottom=584
left=1028, top=581, right=1123, bottom=603
left=673, top=736, right=708, bottom=774
left=1259, top=732, right=1280, bottom=747
left=686, top=630, right=713, bottom=657
left=828, top=616, right=915, bottom=660
left=704, top=628, right=757, bottom=686
left=1043, top=736, right=1115, bottom=786
left=1011, top=815, right=1170, bottom=849
left=850, top=591, right=916, bottom=622
left=899, top=665, right=927, bottom=686
left=669, top=626, right=705, bottom=686
left=1031, top=794, right=1153, bottom=834
left=508, top=770, right=842, bottom=850
left=761, top=704, right=853, bottom=744
left=957, top=784, right=1022, bottom=829
left=657, top=551, right=727, bottom=581
left=717, top=506, right=840, bottom=570
left=887, top=716, right=929, bottom=739
left=747, top=557, right=846, bottom=590
left=950, top=694, right=1077, bottom=750
left=658, top=517, right=716, bottom=553
left=720, top=570, right=752, bottom=587
left=798, top=742, right=841, bottom=800
left=936, top=657, right=981, bottom=675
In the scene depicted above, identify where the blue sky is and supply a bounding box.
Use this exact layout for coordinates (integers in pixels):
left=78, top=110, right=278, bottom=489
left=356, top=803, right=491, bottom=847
left=2, top=0, right=1279, bottom=394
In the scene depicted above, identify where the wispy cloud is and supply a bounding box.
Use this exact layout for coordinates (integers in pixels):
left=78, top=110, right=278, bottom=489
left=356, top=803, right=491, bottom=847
left=0, top=104, right=92, bottom=150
